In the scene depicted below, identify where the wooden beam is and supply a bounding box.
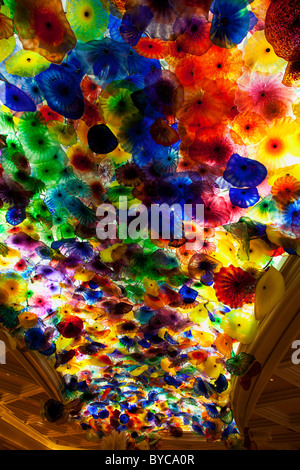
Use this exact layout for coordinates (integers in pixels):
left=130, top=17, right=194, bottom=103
left=273, top=366, right=300, bottom=388
left=256, top=388, right=300, bottom=408
left=254, top=407, right=300, bottom=433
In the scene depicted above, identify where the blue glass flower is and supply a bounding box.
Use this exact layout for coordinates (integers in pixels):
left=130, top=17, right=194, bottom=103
left=209, top=0, right=250, bottom=48
left=39, top=344, right=56, bottom=356
left=65, top=197, right=97, bottom=226
left=192, top=423, right=205, bottom=436
left=119, top=5, right=153, bottom=46
left=22, top=78, right=44, bottom=104
left=62, top=50, right=88, bottom=83
left=75, top=38, right=128, bottom=84
left=64, top=240, right=94, bottom=260
left=35, top=64, right=84, bottom=119
left=193, top=377, right=212, bottom=398
left=153, top=145, right=179, bottom=175
left=3, top=82, right=36, bottom=112
left=229, top=187, right=260, bottom=208
left=223, top=154, right=267, bottom=188
left=282, top=199, right=300, bottom=235
left=108, top=16, right=124, bottom=43
left=213, top=373, right=228, bottom=393
left=6, top=206, right=26, bottom=226
left=179, top=285, right=198, bottom=303
left=203, top=403, right=219, bottom=419
left=25, top=328, right=46, bottom=350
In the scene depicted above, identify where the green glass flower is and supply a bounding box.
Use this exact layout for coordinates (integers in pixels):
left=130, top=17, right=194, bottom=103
left=225, top=352, right=256, bottom=376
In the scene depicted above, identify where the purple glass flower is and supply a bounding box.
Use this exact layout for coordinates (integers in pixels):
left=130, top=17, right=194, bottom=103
left=36, top=265, right=65, bottom=282
left=119, top=5, right=154, bottom=46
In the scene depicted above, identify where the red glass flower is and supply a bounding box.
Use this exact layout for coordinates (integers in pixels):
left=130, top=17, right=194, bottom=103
left=56, top=315, right=84, bottom=338
left=13, top=0, right=76, bottom=64
left=213, top=265, right=256, bottom=308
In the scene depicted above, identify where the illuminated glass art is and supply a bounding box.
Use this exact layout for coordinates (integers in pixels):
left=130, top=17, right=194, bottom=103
left=0, top=0, right=299, bottom=450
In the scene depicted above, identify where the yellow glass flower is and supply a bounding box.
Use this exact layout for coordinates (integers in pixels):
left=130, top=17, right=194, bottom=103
left=47, top=121, right=77, bottom=146
left=189, top=303, right=209, bottom=324
left=143, top=278, right=160, bottom=296
left=52, top=293, right=69, bottom=302
left=5, top=50, right=51, bottom=77
left=108, top=146, right=131, bottom=165
left=0, top=272, right=28, bottom=304
left=66, top=0, right=109, bottom=42
left=0, top=287, right=9, bottom=304
left=292, top=99, right=300, bottom=119
left=250, top=0, right=272, bottom=21
left=100, top=243, right=123, bottom=262
left=215, top=238, right=239, bottom=267
left=243, top=30, right=286, bottom=73
left=238, top=238, right=273, bottom=266
left=288, top=125, right=300, bottom=157
left=194, top=284, right=219, bottom=303
left=130, top=365, right=149, bottom=376
left=0, top=258, right=11, bottom=268
left=255, top=117, right=299, bottom=170
left=19, top=221, right=40, bottom=239
left=56, top=361, right=81, bottom=375
left=55, top=336, right=74, bottom=350
left=192, top=330, right=215, bottom=347
left=59, top=304, right=74, bottom=317
left=100, top=87, right=140, bottom=127
left=204, top=356, right=224, bottom=379
left=74, top=267, right=95, bottom=282
left=0, top=35, right=15, bottom=62
left=18, top=311, right=39, bottom=328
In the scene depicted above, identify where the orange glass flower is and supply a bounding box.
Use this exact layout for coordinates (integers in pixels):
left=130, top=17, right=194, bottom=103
left=0, top=12, right=14, bottom=39
left=271, top=175, right=300, bottom=206
left=163, top=39, right=194, bottom=67
left=81, top=76, right=101, bottom=103
left=134, top=37, right=165, bottom=59
left=186, top=124, right=241, bottom=174
left=150, top=118, right=179, bottom=146
left=194, top=44, right=244, bottom=82
left=172, top=60, right=198, bottom=87
left=39, top=105, right=64, bottom=122
left=174, top=16, right=212, bottom=57
left=177, top=78, right=229, bottom=129
left=215, top=78, right=239, bottom=123
left=215, top=333, right=232, bottom=358
left=176, top=245, right=195, bottom=265
left=13, top=0, right=77, bottom=64
left=230, top=111, right=267, bottom=146
left=261, top=98, right=290, bottom=121
left=67, top=143, right=95, bottom=173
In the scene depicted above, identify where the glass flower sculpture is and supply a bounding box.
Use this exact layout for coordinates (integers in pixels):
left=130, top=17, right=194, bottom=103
left=0, top=0, right=298, bottom=450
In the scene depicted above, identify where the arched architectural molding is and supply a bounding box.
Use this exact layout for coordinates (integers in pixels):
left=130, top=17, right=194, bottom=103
left=231, top=255, right=300, bottom=450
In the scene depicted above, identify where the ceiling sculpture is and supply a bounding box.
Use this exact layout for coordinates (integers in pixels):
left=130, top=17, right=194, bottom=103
left=0, top=0, right=299, bottom=451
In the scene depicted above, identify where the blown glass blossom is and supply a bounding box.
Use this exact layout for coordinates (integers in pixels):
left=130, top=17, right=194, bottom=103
left=0, top=0, right=298, bottom=450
